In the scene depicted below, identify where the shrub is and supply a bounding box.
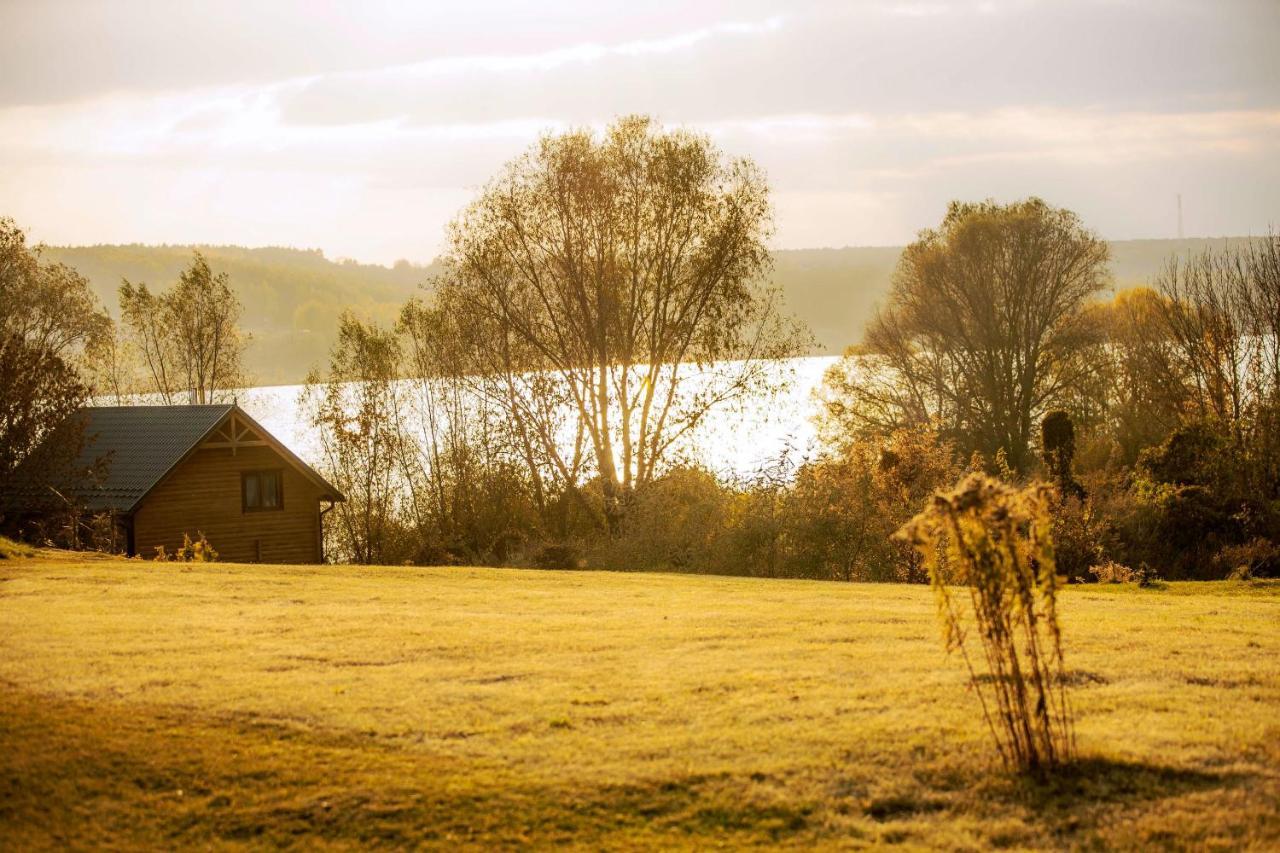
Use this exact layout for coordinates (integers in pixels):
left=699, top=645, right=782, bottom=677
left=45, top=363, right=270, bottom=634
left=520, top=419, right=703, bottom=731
left=533, top=543, right=583, bottom=570
left=782, top=425, right=961, bottom=582
left=1137, top=421, right=1224, bottom=487
left=782, top=450, right=885, bottom=581
left=1134, top=563, right=1164, bottom=588
left=20, top=504, right=127, bottom=554
left=720, top=484, right=790, bottom=578
left=1112, top=420, right=1280, bottom=579
left=1149, top=484, right=1238, bottom=579
left=1088, top=560, right=1136, bottom=584
left=899, top=473, right=1075, bottom=774
left=591, top=467, right=730, bottom=573
left=1214, top=538, right=1279, bottom=581
left=154, top=532, right=218, bottom=563
left=1050, top=495, right=1107, bottom=583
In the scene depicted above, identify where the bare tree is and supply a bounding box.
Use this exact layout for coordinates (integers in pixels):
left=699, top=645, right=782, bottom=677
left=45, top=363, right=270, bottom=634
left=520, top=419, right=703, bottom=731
left=1156, top=233, right=1280, bottom=493
left=1157, top=249, right=1254, bottom=433
left=1070, top=287, right=1189, bottom=465
left=433, top=115, right=805, bottom=530
left=119, top=251, right=248, bottom=404
left=1244, top=232, right=1280, bottom=390
left=84, top=328, right=145, bottom=406
left=302, top=313, right=408, bottom=565
left=822, top=199, right=1109, bottom=474
left=1243, top=233, right=1280, bottom=492
left=398, top=298, right=540, bottom=560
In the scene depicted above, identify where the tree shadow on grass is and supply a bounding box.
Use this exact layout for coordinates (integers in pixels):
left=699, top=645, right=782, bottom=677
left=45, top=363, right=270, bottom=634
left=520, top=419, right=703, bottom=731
left=4, top=686, right=1264, bottom=849
left=1000, top=755, right=1242, bottom=843
left=1016, top=756, right=1229, bottom=803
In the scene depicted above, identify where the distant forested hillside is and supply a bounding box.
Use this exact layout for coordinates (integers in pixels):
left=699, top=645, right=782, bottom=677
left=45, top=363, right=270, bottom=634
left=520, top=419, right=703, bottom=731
left=43, top=244, right=439, bottom=385
left=775, top=237, right=1261, bottom=356
left=43, top=237, right=1254, bottom=384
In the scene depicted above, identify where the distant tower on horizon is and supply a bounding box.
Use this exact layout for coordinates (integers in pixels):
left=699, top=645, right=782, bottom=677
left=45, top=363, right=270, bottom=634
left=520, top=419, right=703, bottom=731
left=1177, top=193, right=1184, bottom=240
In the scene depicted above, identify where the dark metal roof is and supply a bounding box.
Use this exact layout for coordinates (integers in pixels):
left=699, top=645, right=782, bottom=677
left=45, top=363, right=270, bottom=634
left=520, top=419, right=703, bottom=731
left=66, top=405, right=234, bottom=512
left=8, top=404, right=343, bottom=514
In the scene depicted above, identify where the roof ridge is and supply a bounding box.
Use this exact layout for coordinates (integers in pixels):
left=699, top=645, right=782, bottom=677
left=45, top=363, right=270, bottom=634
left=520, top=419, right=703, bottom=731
left=9, top=404, right=341, bottom=513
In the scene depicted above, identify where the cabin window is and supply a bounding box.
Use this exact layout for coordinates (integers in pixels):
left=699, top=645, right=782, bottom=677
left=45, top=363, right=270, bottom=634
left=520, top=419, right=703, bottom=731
left=242, top=470, right=284, bottom=512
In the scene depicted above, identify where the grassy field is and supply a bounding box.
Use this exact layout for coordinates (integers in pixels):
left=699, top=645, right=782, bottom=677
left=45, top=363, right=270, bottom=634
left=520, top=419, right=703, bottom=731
left=1, top=550, right=1278, bottom=849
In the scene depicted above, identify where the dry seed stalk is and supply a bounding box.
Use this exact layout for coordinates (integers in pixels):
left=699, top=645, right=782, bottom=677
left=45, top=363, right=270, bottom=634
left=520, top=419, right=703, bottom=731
left=898, top=473, right=1075, bottom=773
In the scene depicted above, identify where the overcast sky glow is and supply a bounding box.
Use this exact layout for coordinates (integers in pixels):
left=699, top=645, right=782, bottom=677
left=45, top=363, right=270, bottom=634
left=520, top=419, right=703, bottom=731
left=1, top=0, right=1277, bottom=263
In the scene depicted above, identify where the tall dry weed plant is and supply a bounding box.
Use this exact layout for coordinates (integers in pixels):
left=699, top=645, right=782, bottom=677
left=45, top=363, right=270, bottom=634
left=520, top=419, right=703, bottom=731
left=899, top=473, right=1075, bottom=774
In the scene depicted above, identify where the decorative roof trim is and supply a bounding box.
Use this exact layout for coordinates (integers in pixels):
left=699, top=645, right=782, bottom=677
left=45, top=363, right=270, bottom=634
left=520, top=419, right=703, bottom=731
left=127, top=404, right=345, bottom=512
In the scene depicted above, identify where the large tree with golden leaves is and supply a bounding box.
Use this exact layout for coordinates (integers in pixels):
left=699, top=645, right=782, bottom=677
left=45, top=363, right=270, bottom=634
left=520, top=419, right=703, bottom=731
left=434, top=116, right=805, bottom=530
left=822, top=198, right=1109, bottom=474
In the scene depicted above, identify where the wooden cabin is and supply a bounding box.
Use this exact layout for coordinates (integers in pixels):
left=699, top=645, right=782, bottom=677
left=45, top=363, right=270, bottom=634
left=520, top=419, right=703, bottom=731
left=21, top=405, right=344, bottom=563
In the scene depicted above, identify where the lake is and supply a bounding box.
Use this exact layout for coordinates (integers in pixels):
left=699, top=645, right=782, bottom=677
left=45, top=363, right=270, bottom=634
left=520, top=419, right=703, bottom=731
left=229, top=355, right=841, bottom=482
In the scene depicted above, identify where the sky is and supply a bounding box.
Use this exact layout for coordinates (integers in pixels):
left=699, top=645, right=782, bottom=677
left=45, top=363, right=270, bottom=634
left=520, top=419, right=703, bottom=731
left=1, top=0, right=1277, bottom=265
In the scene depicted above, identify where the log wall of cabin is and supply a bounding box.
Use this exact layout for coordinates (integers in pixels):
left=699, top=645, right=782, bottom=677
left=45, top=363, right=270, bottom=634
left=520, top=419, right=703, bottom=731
left=133, top=445, right=323, bottom=564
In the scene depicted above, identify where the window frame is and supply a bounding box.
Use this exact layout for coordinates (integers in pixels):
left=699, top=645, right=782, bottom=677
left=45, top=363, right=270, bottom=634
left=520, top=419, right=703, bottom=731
left=241, top=469, right=285, bottom=513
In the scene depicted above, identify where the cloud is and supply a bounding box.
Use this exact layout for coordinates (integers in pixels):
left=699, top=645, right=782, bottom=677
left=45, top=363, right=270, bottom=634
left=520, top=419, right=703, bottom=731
left=266, top=1, right=1280, bottom=129
left=0, top=1, right=791, bottom=106
left=0, top=0, right=1277, bottom=261
left=4, top=87, right=1275, bottom=260
left=274, top=16, right=790, bottom=127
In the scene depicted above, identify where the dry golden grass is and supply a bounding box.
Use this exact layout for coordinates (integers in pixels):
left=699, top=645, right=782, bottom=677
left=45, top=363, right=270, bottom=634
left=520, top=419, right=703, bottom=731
left=1, top=551, right=1277, bottom=849
left=0, top=534, right=35, bottom=560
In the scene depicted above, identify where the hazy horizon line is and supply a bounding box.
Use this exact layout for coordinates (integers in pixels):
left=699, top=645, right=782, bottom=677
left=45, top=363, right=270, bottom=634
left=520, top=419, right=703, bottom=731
left=40, top=231, right=1269, bottom=270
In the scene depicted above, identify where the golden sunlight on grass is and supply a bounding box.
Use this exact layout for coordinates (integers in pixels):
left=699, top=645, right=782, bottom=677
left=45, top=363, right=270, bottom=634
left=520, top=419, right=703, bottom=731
left=1, top=553, right=1278, bottom=849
